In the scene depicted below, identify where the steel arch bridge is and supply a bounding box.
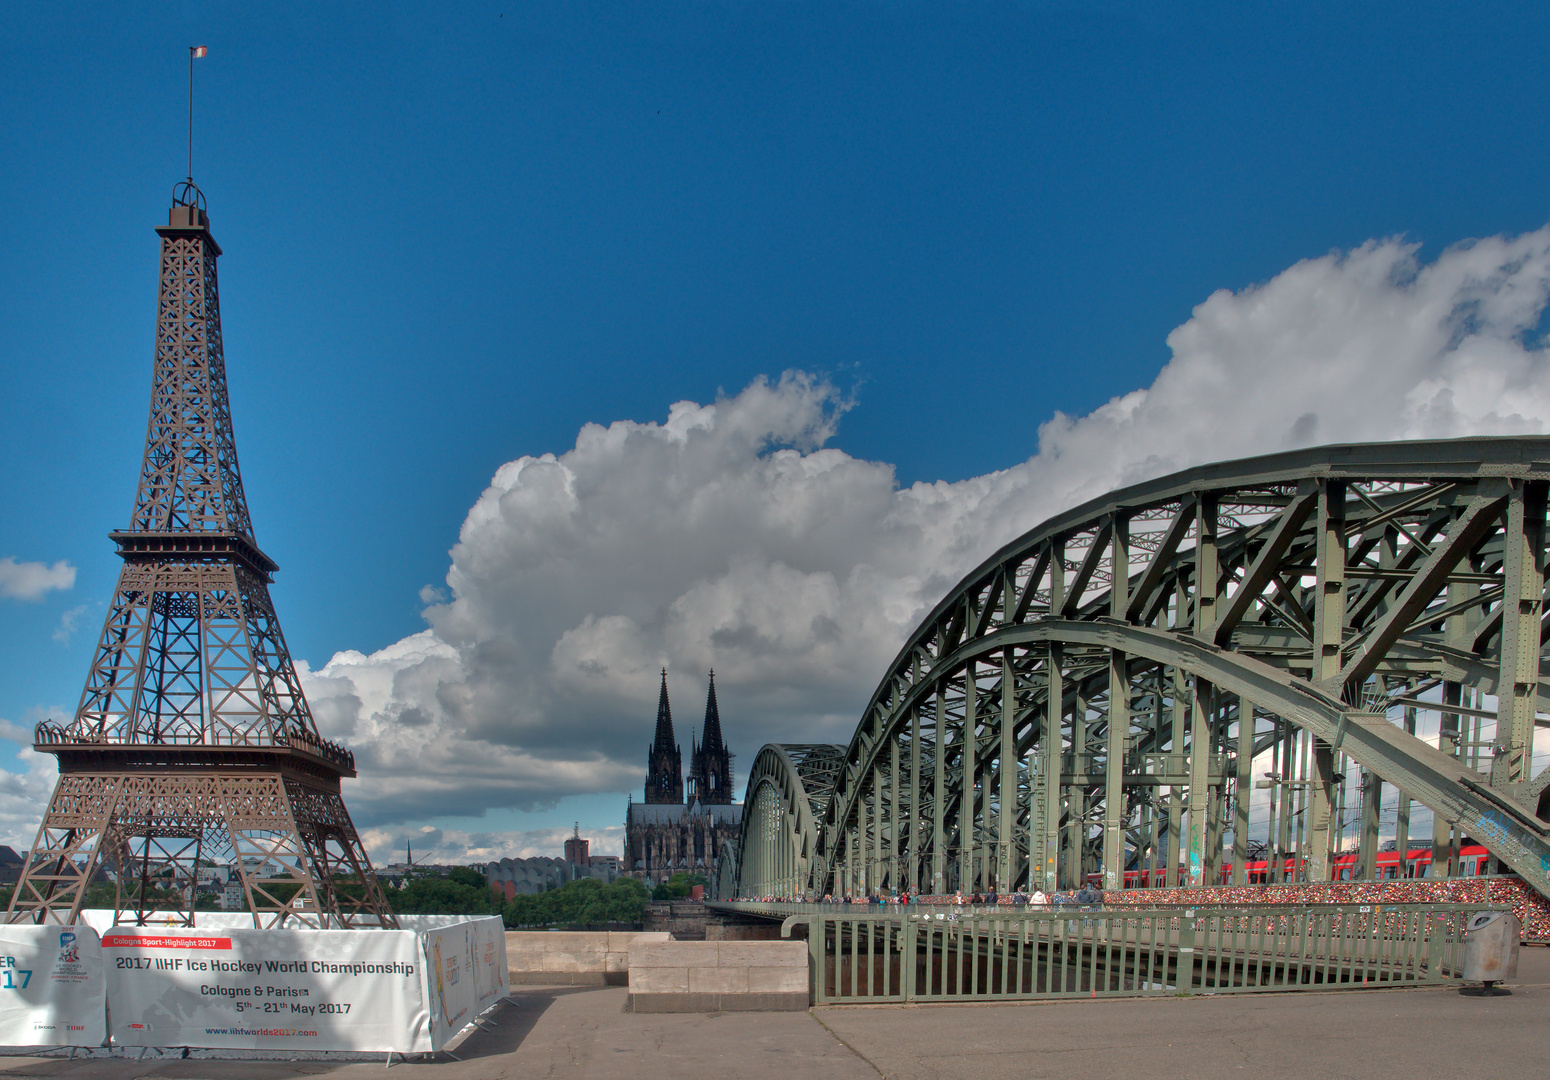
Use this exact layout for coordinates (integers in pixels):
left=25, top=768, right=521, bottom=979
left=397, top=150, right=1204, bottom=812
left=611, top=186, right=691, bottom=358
left=717, top=744, right=843, bottom=901
left=727, top=437, right=1550, bottom=902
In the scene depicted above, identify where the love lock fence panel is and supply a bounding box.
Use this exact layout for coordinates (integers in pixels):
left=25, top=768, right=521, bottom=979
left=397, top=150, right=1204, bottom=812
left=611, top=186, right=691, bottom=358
left=793, top=903, right=1484, bottom=1005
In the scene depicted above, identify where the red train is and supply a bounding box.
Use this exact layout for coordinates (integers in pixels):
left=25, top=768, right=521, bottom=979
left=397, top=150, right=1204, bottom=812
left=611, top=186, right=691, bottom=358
left=1119, top=842, right=1495, bottom=888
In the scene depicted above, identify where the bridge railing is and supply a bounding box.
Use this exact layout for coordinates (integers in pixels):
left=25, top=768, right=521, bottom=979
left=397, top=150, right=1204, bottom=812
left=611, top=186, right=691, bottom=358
left=756, top=903, right=1490, bottom=1004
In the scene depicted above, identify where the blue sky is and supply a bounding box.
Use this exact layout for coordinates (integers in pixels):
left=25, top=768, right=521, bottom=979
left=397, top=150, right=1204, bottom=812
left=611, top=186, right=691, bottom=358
left=4, top=2, right=1550, bottom=862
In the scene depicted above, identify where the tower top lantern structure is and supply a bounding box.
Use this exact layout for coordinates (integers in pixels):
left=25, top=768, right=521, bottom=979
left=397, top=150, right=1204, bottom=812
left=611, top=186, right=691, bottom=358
left=6, top=184, right=395, bottom=929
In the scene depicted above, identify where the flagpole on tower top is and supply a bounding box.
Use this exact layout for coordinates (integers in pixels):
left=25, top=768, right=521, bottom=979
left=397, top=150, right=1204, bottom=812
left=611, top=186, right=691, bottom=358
left=187, top=45, right=207, bottom=185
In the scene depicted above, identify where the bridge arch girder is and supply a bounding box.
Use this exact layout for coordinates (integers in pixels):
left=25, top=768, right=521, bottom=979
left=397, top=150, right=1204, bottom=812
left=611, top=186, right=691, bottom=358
left=728, top=744, right=843, bottom=898
left=821, top=619, right=1550, bottom=896
left=736, top=437, right=1550, bottom=901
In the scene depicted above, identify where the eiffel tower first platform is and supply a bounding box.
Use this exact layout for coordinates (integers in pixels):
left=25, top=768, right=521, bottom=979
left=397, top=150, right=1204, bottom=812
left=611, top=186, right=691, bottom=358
left=6, top=183, right=397, bottom=929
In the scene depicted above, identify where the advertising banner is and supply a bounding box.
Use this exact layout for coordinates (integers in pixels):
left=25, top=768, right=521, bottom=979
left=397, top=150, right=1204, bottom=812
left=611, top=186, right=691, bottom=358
left=474, top=916, right=509, bottom=1015
left=418, top=916, right=506, bottom=1050
left=0, top=924, right=106, bottom=1047
left=104, top=927, right=430, bottom=1052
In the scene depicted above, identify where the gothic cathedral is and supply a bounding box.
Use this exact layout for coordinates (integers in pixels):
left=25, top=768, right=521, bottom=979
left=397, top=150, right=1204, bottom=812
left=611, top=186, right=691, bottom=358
left=626, top=671, right=742, bottom=882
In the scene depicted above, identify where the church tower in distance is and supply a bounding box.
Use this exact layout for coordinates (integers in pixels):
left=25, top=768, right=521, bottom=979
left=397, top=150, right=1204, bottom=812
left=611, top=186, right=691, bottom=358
left=688, top=670, right=734, bottom=805
left=644, top=669, right=683, bottom=803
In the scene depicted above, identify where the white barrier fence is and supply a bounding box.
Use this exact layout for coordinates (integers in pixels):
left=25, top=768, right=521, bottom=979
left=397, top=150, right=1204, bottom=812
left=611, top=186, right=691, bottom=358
left=0, top=914, right=506, bottom=1054
left=0, top=925, right=106, bottom=1047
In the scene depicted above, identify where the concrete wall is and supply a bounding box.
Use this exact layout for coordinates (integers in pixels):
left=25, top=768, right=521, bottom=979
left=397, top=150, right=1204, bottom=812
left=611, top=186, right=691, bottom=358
left=505, top=931, right=670, bottom=985
left=627, top=939, right=809, bottom=1012
left=644, top=900, right=710, bottom=939
left=705, top=922, right=784, bottom=941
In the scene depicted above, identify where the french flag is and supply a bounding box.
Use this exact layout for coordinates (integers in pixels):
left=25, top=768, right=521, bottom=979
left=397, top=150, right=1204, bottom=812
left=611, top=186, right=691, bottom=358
left=191, top=45, right=207, bottom=58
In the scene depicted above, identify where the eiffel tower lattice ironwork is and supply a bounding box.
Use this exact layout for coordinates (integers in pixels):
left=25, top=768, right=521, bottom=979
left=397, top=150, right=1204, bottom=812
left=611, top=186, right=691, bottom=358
left=6, top=184, right=397, bottom=929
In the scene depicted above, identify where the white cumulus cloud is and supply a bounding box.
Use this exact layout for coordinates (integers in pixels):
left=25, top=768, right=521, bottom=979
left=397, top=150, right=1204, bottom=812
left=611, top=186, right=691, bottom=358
left=0, top=557, right=75, bottom=601
left=0, top=711, right=63, bottom=853
left=51, top=604, right=87, bottom=644
left=284, top=229, right=1550, bottom=835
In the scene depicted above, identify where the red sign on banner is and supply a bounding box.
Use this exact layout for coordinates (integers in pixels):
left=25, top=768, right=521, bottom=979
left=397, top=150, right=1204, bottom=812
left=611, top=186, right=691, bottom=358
left=101, top=935, right=232, bottom=950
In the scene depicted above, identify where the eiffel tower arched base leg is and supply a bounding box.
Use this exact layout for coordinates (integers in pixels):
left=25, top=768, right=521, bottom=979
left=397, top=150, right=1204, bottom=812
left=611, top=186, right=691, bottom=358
left=5, top=770, right=397, bottom=929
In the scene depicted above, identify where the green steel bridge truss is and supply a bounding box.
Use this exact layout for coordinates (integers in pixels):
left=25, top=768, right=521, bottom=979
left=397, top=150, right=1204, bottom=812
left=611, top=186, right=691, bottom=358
left=728, top=438, right=1550, bottom=902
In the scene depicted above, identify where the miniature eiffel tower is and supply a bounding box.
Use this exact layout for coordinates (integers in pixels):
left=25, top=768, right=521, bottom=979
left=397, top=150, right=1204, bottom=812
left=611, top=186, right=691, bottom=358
left=6, top=182, right=396, bottom=929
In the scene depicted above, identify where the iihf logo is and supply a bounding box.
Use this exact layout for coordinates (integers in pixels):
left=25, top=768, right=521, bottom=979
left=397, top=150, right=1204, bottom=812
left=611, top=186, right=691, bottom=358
left=58, top=932, right=79, bottom=965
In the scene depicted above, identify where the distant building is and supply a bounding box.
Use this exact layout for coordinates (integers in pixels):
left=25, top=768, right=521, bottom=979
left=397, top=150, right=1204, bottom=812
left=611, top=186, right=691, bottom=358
left=589, top=855, right=622, bottom=875
left=0, top=847, right=24, bottom=886
left=235, top=857, right=291, bottom=878
left=483, top=855, right=619, bottom=900
left=625, top=671, right=742, bottom=882
left=564, top=825, right=590, bottom=866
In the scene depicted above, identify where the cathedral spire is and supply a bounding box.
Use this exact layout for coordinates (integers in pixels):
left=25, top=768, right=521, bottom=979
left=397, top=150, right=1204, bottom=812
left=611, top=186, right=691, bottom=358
left=701, top=669, right=725, bottom=755
left=652, top=668, right=676, bottom=754
left=644, top=669, right=683, bottom=803
left=688, top=670, right=734, bottom=805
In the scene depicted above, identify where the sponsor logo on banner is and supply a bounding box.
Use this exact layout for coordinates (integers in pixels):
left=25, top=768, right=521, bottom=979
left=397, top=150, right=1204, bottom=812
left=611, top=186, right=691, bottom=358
left=50, top=932, right=90, bottom=985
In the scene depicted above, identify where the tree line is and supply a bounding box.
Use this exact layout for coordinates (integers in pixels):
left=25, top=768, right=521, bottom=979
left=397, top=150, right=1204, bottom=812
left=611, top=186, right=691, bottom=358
left=0, top=867, right=708, bottom=928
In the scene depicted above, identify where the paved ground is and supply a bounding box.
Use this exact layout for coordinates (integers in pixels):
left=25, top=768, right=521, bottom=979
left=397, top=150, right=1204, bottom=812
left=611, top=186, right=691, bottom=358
left=0, top=951, right=1544, bottom=1080
left=815, top=951, right=1550, bottom=1080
